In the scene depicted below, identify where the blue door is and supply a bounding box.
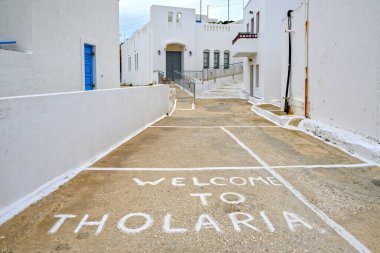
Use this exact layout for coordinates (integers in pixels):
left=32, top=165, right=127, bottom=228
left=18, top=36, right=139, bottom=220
left=84, top=44, right=94, bottom=90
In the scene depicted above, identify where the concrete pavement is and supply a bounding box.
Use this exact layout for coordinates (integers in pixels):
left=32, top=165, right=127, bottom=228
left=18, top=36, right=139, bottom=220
left=0, top=87, right=379, bottom=253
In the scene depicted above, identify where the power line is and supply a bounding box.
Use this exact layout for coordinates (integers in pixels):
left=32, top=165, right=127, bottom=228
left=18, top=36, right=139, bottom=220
left=119, top=15, right=149, bottom=22
left=209, top=2, right=242, bottom=8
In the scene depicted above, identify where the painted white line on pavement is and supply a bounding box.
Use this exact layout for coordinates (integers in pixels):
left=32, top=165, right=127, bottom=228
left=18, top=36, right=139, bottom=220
left=225, top=126, right=279, bottom=128
left=86, top=167, right=266, bottom=172
left=86, top=163, right=374, bottom=172
left=168, top=99, right=177, bottom=117
left=272, top=163, right=374, bottom=170
left=150, top=126, right=220, bottom=129
left=149, top=125, right=279, bottom=129
left=176, top=108, right=195, bottom=111
left=220, top=127, right=372, bottom=253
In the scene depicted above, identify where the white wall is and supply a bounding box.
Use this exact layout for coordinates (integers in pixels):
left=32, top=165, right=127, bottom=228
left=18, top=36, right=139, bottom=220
left=282, top=0, right=380, bottom=142
left=263, top=0, right=304, bottom=102
left=121, top=23, right=152, bottom=85
left=0, top=0, right=32, bottom=53
left=280, top=3, right=305, bottom=115
left=121, top=5, right=244, bottom=85
left=0, top=0, right=120, bottom=97
left=0, top=85, right=169, bottom=216
left=152, top=5, right=197, bottom=76
left=237, top=0, right=303, bottom=103
left=195, top=23, right=243, bottom=69
left=309, top=0, right=380, bottom=142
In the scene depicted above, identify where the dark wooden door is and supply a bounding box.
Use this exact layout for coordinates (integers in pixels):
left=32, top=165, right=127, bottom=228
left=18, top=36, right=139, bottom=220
left=166, top=52, right=182, bottom=81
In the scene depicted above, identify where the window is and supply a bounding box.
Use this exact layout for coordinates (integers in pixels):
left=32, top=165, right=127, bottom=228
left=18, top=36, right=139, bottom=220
left=134, top=54, right=139, bottom=71
left=214, top=51, right=220, bottom=69
left=224, top=51, right=230, bottom=69
left=128, top=56, right=131, bottom=72
left=203, top=50, right=210, bottom=69
left=251, top=18, right=255, bottom=34
left=246, top=23, right=249, bottom=33
left=255, top=64, right=260, bottom=87
left=137, top=54, right=139, bottom=71
left=256, top=12, right=260, bottom=34
left=176, top=13, right=182, bottom=23
left=168, top=12, right=173, bottom=22
left=250, top=65, right=254, bottom=96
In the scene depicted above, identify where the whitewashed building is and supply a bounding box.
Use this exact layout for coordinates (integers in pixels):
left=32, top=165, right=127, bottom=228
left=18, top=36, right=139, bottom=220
left=0, top=0, right=120, bottom=98
left=121, top=5, right=243, bottom=85
left=231, top=0, right=303, bottom=104
left=280, top=0, right=380, bottom=143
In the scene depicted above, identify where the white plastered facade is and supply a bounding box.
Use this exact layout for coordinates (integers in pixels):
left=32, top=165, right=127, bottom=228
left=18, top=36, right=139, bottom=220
left=280, top=0, right=380, bottom=143
left=0, top=0, right=120, bottom=98
left=121, top=5, right=244, bottom=85
left=232, top=0, right=304, bottom=104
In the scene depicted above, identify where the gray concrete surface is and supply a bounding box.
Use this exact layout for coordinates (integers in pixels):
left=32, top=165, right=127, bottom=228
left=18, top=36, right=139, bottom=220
left=0, top=87, right=379, bottom=253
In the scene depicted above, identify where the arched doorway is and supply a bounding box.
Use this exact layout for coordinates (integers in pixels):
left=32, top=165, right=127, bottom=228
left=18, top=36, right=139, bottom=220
left=166, top=43, right=184, bottom=81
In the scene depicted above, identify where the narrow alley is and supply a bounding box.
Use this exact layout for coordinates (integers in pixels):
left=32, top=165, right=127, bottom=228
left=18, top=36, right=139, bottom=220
left=0, top=86, right=379, bottom=253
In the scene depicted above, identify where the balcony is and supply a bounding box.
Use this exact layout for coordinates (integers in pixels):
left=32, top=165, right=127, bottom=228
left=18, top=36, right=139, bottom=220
left=231, top=32, right=258, bottom=58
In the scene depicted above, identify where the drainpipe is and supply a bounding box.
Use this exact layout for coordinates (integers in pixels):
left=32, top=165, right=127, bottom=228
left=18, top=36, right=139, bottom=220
left=304, top=0, right=310, bottom=118
left=284, top=10, right=293, bottom=114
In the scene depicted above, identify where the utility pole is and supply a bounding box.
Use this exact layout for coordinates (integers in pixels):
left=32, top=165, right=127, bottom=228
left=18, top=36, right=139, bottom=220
left=200, top=0, right=202, bottom=23
left=228, top=0, right=230, bottom=21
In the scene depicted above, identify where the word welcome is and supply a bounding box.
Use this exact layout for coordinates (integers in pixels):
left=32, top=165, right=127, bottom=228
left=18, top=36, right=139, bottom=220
left=132, top=176, right=282, bottom=187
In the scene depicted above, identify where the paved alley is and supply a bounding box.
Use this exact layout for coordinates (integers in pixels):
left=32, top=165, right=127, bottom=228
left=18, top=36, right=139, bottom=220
left=0, top=87, right=379, bottom=253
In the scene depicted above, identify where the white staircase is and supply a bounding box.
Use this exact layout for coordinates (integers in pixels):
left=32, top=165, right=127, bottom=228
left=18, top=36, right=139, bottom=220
left=198, top=81, right=249, bottom=99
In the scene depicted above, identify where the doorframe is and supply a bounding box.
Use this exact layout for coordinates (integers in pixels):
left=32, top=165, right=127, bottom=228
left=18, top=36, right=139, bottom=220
left=165, top=43, right=185, bottom=81
left=166, top=51, right=182, bottom=81
left=250, top=64, right=254, bottom=97
left=81, top=37, right=97, bottom=90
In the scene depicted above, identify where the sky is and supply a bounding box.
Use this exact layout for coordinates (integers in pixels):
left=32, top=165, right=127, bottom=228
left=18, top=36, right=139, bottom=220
left=119, top=0, right=245, bottom=41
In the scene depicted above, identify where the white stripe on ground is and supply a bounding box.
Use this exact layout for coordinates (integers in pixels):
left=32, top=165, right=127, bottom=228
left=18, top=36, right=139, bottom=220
left=168, top=99, right=177, bottom=117
left=272, top=163, right=374, bottom=169
left=86, top=163, right=373, bottom=171
left=86, top=167, right=266, bottom=171
left=176, top=108, right=195, bottom=111
left=220, top=127, right=371, bottom=253
left=149, top=126, right=279, bottom=129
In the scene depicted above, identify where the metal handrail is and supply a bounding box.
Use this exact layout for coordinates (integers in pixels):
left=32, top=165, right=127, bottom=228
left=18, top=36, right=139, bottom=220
left=173, top=70, right=196, bottom=106
left=206, top=62, right=243, bottom=71
left=182, top=70, right=203, bottom=82
left=202, top=62, right=243, bottom=81
left=182, top=62, right=243, bottom=83
left=153, top=70, right=165, bottom=84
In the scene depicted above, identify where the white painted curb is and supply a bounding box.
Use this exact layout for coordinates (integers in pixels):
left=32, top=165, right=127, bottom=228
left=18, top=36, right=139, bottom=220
left=252, top=106, right=380, bottom=165
left=299, top=119, right=380, bottom=164
left=168, top=99, right=177, bottom=117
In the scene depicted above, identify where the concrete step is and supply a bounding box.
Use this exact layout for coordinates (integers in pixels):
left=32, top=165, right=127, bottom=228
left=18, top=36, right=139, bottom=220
left=198, top=82, right=248, bottom=99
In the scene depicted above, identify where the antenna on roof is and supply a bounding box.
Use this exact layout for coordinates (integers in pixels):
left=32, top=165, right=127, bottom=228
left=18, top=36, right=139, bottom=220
left=200, top=0, right=202, bottom=23
left=228, top=0, right=230, bottom=21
